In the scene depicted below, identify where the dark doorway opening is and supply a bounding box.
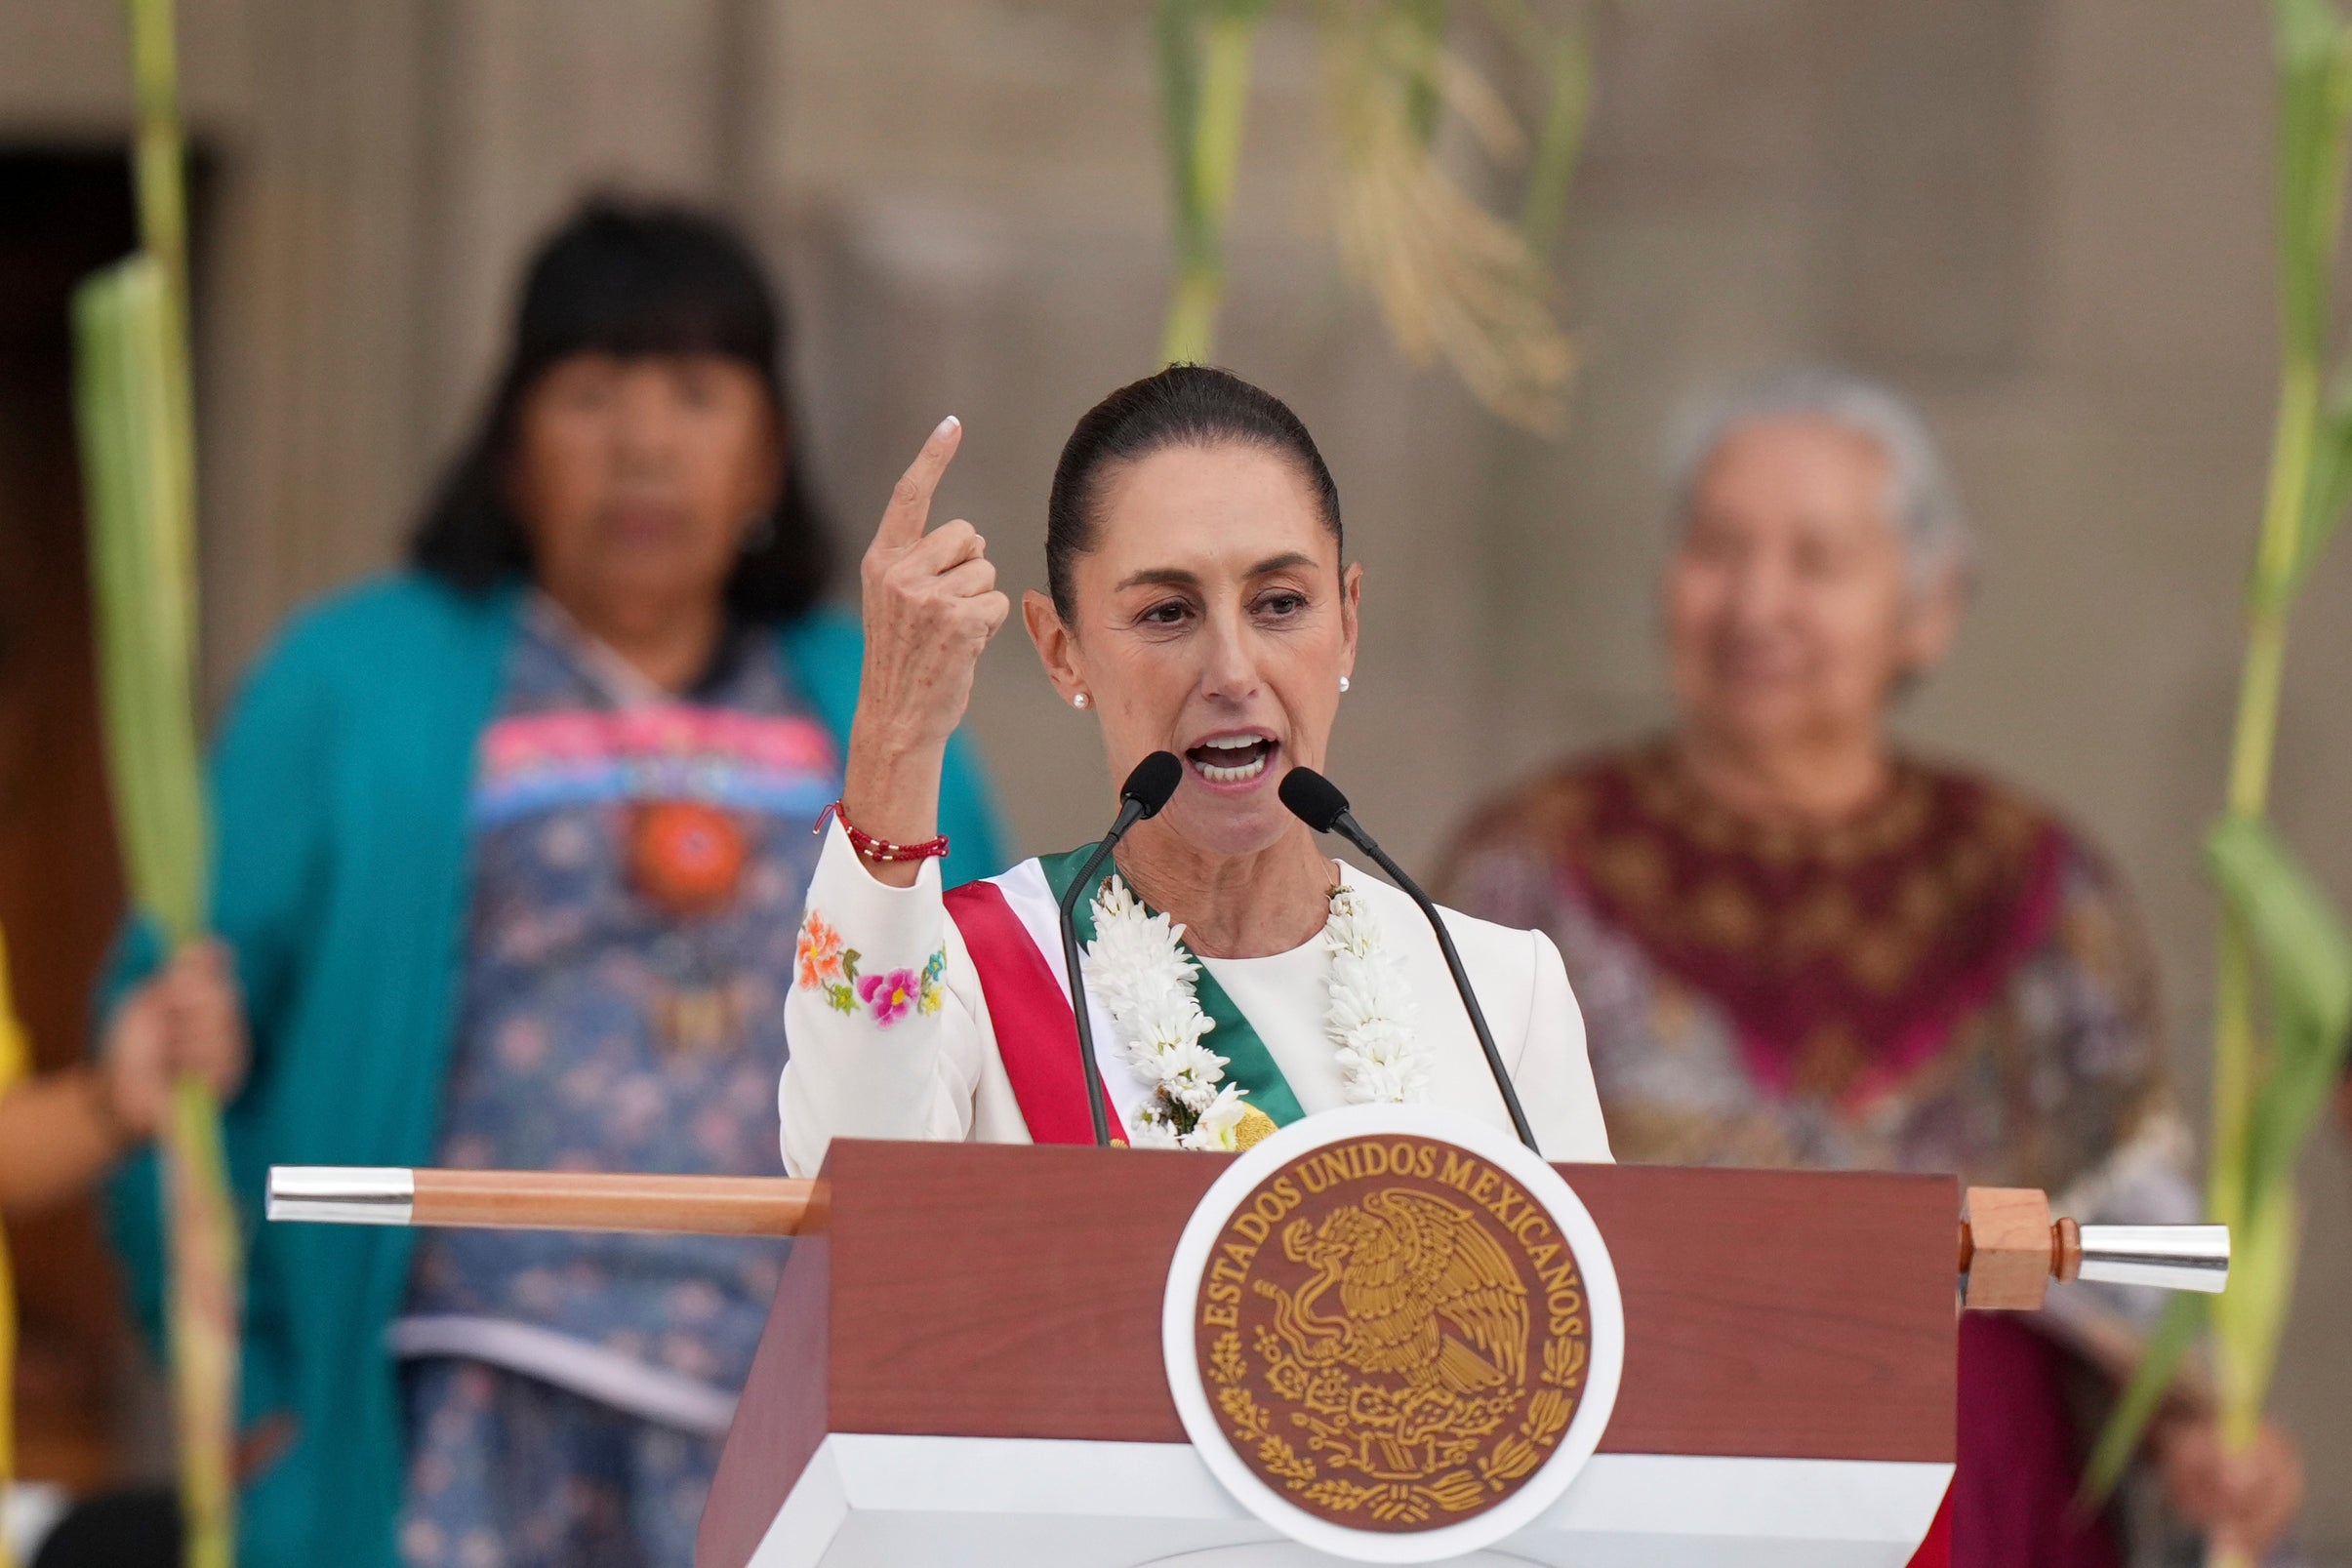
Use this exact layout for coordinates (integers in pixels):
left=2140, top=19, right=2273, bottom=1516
left=0, top=147, right=141, bottom=1493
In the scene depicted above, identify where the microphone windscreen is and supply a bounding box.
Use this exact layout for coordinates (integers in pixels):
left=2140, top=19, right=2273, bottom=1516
left=1122, top=750, right=1185, bottom=818
left=1277, top=767, right=1351, bottom=832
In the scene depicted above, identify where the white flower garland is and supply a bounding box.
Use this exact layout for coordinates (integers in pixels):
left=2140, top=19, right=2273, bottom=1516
left=1322, top=885, right=1427, bottom=1105
left=1083, top=877, right=1229, bottom=1146
left=1082, top=871, right=1425, bottom=1149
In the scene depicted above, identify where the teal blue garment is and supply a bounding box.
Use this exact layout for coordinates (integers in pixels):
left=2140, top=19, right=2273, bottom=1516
left=101, top=571, right=1003, bottom=1568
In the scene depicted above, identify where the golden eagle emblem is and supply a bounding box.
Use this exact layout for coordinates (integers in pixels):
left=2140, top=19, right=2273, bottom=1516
left=1194, top=1136, right=1593, bottom=1532
left=1263, top=1187, right=1530, bottom=1396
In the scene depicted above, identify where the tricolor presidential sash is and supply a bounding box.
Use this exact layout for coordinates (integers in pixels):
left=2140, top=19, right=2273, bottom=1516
left=942, top=845, right=1306, bottom=1146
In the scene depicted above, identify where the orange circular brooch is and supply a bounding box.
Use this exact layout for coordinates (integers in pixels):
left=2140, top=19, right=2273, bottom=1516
left=628, top=800, right=749, bottom=916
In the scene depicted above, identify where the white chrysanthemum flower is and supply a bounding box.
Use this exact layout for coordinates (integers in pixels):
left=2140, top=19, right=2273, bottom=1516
left=1180, top=1085, right=1252, bottom=1150
left=1128, top=1106, right=1182, bottom=1148
left=1159, top=1039, right=1230, bottom=1108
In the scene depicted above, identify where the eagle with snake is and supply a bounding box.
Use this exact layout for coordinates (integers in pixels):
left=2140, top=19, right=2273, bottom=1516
left=1259, top=1186, right=1530, bottom=1395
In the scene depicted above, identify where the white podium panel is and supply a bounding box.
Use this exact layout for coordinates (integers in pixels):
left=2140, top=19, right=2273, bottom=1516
left=750, top=1434, right=1949, bottom=1568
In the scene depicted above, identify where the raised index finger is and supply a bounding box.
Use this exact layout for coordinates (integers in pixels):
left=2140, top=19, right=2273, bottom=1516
left=874, top=415, right=962, bottom=549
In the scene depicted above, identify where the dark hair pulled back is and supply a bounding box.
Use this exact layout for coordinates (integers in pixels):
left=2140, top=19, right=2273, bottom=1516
left=1044, top=365, right=1341, bottom=619
left=410, top=196, right=832, bottom=621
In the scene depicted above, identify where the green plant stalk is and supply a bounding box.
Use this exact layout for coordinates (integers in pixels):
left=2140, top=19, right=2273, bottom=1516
left=1160, top=12, right=1261, bottom=364
left=2184, top=378, right=2301, bottom=1568
left=2206, top=922, right=2257, bottom=1243
left=77, top=259, right=239, bottom=1568
left=101, top=3, right=239, bottom=1566
left=1518, top=21, right=1592, bottom=259
left=126, top=0, right=198, bottom=739
left=2081, top=1292, right=2206, bottom=1502
left=1161, top=269, right=1224, bottom=367
left=2210, top=648, right=2299, bottom=1556
left=2200, top=136, right=2327, bottom=1567
left=2209, top=354, right=2313, bottom=1226
left=2212, top=1186, right=2299, bottom=1447
left=129, top=0, right=189, bottom=302
left=1396, top=0, right=1448, bottom=145
left=164, top=1081, right=238, bottom=1568
left=2088, top=30, right=2350, bottom=1528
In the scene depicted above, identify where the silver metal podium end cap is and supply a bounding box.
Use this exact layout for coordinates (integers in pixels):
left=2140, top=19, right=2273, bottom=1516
left=267, top=1166, right=415, bottom=1226
left=2076, top=1223, right=2230, bottom=1294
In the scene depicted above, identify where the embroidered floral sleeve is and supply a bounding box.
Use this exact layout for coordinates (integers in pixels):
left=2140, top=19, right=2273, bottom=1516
left=793, top=909, right=945, bottom=1025
left=794, top=920, right=940, bottom=1027
left=779, top=821, right=981, bottom=1174
left=793, top=910, right=856, bottom=1011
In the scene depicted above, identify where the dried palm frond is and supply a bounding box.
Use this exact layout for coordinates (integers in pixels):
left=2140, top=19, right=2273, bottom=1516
left=1371, top=14, right=1529, bottom=164
left=1318, top=2, right=1575, bottom=430
left=1155, top=1, right=1594, bottom=432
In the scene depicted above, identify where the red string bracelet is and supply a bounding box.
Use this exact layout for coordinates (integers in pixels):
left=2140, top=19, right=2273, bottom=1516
left=815, top=800, right=951, bottom=864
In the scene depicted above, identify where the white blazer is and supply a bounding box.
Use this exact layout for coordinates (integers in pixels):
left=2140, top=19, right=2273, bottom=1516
left=779, top=821, right=1614, bottom=1177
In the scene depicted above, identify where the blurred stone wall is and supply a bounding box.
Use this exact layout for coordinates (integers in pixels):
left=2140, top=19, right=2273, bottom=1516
left=0, top=0, right=2346, bottom=1548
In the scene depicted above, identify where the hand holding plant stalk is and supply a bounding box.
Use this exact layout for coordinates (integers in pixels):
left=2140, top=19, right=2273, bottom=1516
left=2086, top=3, right=2352, bottom=1563
left=70, top=2, right=242, bottom=1565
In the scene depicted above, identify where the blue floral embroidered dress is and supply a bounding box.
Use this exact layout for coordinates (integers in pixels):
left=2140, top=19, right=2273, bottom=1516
left=393, top=600, right=840, bottom=1568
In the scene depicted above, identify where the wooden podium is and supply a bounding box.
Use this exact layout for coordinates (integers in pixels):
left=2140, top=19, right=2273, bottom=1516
left=697, top=1140, right=1961, bottom=1568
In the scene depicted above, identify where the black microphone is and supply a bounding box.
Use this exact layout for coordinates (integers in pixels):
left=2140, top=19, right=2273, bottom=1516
left=1058, top=751, right=1186, bottom=1146
left=1279, top=766, right=1539, bottom=1152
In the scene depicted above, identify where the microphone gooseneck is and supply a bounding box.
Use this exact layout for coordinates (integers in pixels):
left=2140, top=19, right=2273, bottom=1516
left=1278, top=766, right=1540, bottom=1152
left=1058, top=752, right=1185, bottom=1146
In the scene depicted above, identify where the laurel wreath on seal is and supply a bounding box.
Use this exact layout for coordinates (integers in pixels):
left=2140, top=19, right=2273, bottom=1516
left=1475, top=1328, right=1588, bottom=1489
left=1204, top=1312, right=1589, bottom=1526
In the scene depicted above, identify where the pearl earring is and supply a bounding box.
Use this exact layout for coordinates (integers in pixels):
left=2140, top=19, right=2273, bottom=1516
left=1339, top=675, right=1351, bottom=694
left=1073, top=693, right=1090, bottom=709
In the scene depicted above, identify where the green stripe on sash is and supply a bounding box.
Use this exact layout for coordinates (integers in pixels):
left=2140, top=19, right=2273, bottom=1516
left=1036, top=843, right=1307, bottom=1128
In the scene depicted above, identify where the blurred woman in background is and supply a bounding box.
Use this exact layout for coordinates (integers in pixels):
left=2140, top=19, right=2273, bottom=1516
left=1440, top=368, right=2301, bottom=1567
left=102, top=199, right=1000, bottom=1568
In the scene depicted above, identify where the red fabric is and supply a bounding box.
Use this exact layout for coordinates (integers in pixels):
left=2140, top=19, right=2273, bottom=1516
left=1908, top=1490, right=1953, bottom=1568
left=945, top=879, right=1129, bottom=1146
left=1544, top=745, right=2067, bottom=1105
left=1905, top=1315, right=2120, bottom=1568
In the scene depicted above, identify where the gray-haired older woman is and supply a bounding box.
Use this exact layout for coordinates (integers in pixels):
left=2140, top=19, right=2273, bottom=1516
left=1440, top=368, right=2302, bottom=1566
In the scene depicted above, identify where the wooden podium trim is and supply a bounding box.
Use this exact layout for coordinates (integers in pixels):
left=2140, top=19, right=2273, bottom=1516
left=408, top=1169, right=815, bottom=1234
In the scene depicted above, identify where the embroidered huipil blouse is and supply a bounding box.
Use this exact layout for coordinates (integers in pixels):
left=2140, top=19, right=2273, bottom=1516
left=395, top=602, right=843, bottom=1434
left=777, top=821, right=1615, bottom=1175
left=1440, top=744, right=2191, bottom=1221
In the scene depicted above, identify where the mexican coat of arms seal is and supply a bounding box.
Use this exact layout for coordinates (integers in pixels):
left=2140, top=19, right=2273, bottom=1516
left=1163, top=1104, right=1623, bottom=1563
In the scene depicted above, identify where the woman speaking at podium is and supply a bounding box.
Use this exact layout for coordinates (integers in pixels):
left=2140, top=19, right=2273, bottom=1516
left=781, top=367, right=1610, bottom=1171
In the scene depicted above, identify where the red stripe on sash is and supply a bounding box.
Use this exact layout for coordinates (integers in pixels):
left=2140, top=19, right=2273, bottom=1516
left=944, top=879, right=1129, bottom=1146
left=1902, top=1489, right=1950, bottom=1568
